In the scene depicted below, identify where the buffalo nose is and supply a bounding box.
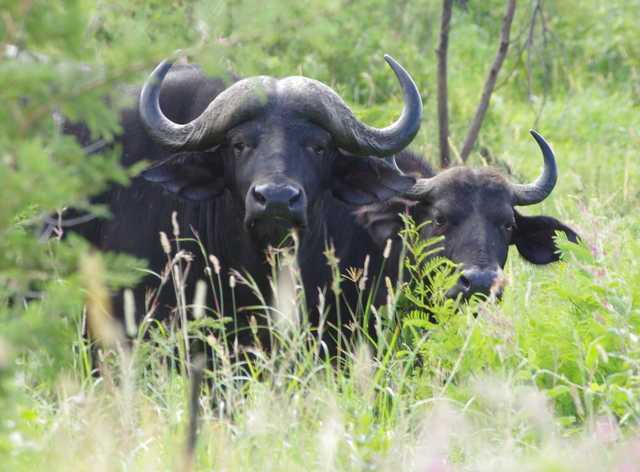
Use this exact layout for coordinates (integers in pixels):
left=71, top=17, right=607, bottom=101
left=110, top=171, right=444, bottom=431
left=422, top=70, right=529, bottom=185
left=455, top=268, right=502, bottom=299
left=253, top=183, right=301, bottom=210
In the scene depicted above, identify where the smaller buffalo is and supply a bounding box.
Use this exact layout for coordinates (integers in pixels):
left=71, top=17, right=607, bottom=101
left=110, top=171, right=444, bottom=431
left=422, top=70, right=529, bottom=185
left=325, top=130, right=578, bottom=316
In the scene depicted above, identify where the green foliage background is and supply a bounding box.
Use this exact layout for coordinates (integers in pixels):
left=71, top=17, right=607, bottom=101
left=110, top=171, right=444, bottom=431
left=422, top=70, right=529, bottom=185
left=1, top=0, right=640, bottom=469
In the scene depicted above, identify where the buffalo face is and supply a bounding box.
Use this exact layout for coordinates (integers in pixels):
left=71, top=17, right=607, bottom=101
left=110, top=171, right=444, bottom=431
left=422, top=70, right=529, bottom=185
left=139, top=55, right=422, bottom=252
left=412, top=166, right=515, bottom=299
left=356, top=132, right=579, bottom=301
left=409, top=165, right=576, bottom=300
left=225, top=117, right=327, bottom=247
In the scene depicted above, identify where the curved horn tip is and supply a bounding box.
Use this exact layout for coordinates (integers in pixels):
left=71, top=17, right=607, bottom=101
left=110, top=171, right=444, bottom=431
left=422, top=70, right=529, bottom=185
left=529, top=130, right=557, bottom=164
left=383, top=54, right=411, bottom=81
left=383, top=54, right=397, bottom=67
left=140, top=58, right=176, bottom=107
left=380, top=54, right=423, bottom=151
left=511, top=129, right=558, bottom=206
left=529, top=129, right=545, bottom=144
left=144, top=51, right=184, bottom=87
left=528, top=130, right=556, bottom=164
left=151, top=57, right=177, bottom=81
left=139, top=55, right=186, bottom=152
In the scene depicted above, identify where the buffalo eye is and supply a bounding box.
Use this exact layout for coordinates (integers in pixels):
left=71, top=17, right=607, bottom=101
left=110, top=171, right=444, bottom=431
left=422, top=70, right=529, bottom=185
left=503, top=221, right=516, bottom=234
left=311, top=143, right=327, bottom=156
left=433, top=214, right=447, bottom=227
left=232, top=141, right=247, bottom=156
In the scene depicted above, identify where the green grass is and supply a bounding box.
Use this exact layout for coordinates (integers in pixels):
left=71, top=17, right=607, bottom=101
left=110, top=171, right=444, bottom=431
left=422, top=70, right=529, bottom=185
left=4, top=202, right=640, bottom=471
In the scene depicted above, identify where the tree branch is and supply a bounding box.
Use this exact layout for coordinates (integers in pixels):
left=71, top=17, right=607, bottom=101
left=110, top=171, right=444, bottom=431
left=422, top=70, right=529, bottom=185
left=459, top=0, right=517, bottom=162
left=436, top=0, right=454, bottom=168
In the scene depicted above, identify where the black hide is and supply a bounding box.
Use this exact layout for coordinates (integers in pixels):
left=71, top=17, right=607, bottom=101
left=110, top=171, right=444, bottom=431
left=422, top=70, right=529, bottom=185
left=65, top=64, right=414, bottom=352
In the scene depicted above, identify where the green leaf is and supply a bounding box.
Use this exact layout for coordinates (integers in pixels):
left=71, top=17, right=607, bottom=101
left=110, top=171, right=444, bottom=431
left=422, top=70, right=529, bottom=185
left=545, top=385, right=570, bottom=398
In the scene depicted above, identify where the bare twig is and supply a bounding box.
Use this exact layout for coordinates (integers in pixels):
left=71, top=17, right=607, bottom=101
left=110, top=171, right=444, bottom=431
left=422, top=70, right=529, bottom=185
left=436, top=0, right=454, bottom=168
left=526, top=0, right=543, bottom=104
left=530, top=31, right=550, bottom=127
left=492, top=13, right=534, bottom=92
left=495, top=1, right=573, bottom=124
left=536, top=1, right=574, bottom=124
left=459, top=0, right=517, bottom=163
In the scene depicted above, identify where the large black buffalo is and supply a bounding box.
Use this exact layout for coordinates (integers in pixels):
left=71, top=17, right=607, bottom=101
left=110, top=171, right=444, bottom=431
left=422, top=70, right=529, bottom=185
left=324, top=130, right=579, bottom=317
left=66, top=55, right=421, bottom=351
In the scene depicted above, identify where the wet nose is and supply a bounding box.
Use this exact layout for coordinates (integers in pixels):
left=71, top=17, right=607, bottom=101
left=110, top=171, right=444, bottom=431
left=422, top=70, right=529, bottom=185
left=252, top=183, right=302, bottom=213
left=458, top=268, right=499, bottom=294
left=448, top=267, right=504, bottom=300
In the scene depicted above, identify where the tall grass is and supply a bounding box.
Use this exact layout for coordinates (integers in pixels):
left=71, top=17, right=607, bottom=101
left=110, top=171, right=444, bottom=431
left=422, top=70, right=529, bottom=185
left=4, top=205, right=640, bottom=471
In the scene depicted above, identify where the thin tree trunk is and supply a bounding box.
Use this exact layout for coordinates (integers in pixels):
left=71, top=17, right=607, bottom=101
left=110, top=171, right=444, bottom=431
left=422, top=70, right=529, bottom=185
left=459, top=0, right=517, bottom=162
left=436, top=0, right=454, bottom=168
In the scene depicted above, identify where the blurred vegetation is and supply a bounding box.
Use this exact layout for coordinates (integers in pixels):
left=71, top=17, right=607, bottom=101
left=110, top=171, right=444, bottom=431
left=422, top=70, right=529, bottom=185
left=1, top=0, right=640, bottom=470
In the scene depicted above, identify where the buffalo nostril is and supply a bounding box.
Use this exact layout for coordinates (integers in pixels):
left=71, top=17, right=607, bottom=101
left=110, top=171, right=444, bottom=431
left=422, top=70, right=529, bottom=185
left=287, top=187, right=301, bottom=206
left=458, top=273, right=471, bottom=290
left=253, top=186, right=267, bottom=204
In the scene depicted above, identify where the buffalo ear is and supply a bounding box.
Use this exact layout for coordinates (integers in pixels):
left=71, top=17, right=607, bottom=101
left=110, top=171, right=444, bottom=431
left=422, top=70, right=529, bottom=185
left=331, top=153, right=415, bottom=205
left=512, top=210, right=579, bottom=264
left=140, top=150, right=225, bottom=201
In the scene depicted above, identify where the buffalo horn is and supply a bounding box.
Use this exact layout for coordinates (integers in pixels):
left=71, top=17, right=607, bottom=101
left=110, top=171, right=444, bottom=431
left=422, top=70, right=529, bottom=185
left=139, top=55, right=422, bottom=156
left=139, top=57, right=272, bottom=152
left=285, top=55, right=422, bottom=157
left=401, top=130, right=558, bottom=204
left=511, top=130, right=558, bottom=206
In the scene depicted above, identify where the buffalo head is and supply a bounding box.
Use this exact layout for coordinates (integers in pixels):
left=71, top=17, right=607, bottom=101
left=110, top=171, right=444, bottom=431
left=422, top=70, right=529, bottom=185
left=356, top=131, right=579, bottom=301
left=138, top=55, right=421, bottom=250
